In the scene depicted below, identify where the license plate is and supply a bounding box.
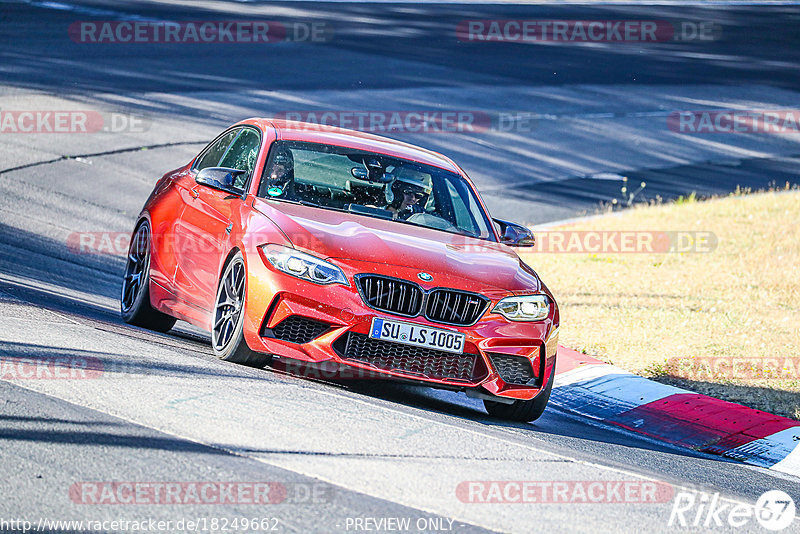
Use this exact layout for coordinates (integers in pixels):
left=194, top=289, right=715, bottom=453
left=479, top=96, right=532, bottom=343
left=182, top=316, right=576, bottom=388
left=369, top=317, right=465, bottom=354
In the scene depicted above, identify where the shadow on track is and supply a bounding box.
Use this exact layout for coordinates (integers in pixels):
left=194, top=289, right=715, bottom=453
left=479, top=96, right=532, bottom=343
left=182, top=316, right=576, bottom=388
left=3, top=3, right=799, bottom=93
left=0, top=216, right=738, bottom=464
left=264, top=367, right=720, bottom=461
left=0, top=340, right=280, bottom=383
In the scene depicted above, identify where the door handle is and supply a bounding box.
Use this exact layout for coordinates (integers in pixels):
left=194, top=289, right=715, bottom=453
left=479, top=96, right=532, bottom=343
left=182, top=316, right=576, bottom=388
left=190, top=188, right=199, bottom=199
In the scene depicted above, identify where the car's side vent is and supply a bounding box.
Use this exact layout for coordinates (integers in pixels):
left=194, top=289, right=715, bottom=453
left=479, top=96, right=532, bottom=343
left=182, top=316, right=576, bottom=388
left=355, top=275, right=423, bottom=317
left=489, top=353, right=537, bottom=385
left=264, top=316, right=330, bottom=344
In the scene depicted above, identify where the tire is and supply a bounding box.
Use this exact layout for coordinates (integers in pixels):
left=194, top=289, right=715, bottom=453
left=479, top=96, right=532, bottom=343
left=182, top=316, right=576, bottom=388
left=483, top=364, right=555, bottom=423
left=211, top=252, right=270, bottom=368
left=121, top=221, right=177, bottom=333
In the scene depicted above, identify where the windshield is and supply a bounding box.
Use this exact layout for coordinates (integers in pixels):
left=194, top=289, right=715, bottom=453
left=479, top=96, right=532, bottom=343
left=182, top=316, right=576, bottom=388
left=257, top=141, right=495, bottom=240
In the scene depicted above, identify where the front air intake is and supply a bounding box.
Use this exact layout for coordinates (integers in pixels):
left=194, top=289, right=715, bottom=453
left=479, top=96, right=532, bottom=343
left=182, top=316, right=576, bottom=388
left=333, top=332, right=485, bottom=383
left=489, top=353, right=537, bottom=385
left=264, top=316, right=330, bottom=344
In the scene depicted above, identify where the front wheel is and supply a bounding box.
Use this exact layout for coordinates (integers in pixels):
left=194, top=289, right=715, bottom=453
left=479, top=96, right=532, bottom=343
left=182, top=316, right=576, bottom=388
left=483, top=365, right=554, bottom=423
left=120, top=221, right=176, bottom=332
left=211, top=252, right=270, bottom=368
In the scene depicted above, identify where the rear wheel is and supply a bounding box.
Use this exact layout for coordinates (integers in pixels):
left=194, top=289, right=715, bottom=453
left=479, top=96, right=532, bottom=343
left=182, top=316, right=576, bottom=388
left=211, top=252, right=270, bottom=368
left=120, top=221, right=176, bottom=332
left=483, top=365, right=554, bottom=423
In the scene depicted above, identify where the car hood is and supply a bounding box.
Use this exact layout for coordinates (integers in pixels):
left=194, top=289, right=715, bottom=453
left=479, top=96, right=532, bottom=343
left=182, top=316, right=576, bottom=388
left=253, top=199, right=541, bottom=293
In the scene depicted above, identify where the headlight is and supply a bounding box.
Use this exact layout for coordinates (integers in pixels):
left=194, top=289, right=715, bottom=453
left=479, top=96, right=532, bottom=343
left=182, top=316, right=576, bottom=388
left=261, top=244, right=349, bottom=286
left=492, top=294, right=550, bottom=321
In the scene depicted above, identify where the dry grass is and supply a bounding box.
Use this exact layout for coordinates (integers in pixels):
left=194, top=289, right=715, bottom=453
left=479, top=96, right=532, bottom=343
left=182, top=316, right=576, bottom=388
left=519, top=187, right=800, bottom=419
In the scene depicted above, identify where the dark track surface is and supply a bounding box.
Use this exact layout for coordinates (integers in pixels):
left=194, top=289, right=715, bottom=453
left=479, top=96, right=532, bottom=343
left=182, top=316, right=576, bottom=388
left=1, top=1, right=799, bottom=532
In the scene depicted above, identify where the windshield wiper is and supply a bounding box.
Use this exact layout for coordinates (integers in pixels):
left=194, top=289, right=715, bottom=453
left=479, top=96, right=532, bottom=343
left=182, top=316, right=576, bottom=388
left=346, top=204, right=394, bottom=220
left=266, top=197, right=346, bottom=213
left=394, top=218, right=483, bottom=240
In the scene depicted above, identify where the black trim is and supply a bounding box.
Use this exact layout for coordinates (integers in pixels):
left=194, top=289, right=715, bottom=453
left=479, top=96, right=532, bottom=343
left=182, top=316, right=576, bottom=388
left=353, top=274, right=423, bottom=319
left=263, top=315, right=331, bottom=344
left=424, top=287, right=490, bottom=327
left=353, top=274, right=490, bottom=327
left=333, top=331, right=486, bottom=384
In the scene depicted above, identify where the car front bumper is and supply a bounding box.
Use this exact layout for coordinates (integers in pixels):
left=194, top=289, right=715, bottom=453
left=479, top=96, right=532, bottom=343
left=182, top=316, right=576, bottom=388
left=242, top=252, right=559, bottom=402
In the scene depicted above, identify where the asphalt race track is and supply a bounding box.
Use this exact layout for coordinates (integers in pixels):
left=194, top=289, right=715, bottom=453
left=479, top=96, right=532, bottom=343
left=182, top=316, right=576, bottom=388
left=1, top=1, right=799, bottom=533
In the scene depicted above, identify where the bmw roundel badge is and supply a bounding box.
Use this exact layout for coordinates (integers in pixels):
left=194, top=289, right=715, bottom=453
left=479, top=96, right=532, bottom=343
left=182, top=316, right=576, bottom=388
left=418, top=272, right=433, bottom=282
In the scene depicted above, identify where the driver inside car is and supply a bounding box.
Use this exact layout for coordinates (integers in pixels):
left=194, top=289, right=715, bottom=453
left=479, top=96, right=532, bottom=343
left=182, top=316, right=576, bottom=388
left=385, top=169, right=432, bottom=220
left=262, top=149, right=295, bottom=198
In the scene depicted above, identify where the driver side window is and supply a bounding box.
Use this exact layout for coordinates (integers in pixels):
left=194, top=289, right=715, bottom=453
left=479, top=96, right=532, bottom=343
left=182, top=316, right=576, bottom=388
left=218, top=128, right=261, bottom=190
left=194, top=129, right=239, bottom=172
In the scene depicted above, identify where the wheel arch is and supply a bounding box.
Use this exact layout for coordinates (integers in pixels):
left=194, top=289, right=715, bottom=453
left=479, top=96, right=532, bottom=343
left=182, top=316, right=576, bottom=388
left=218, top=246, right=245, bottom=284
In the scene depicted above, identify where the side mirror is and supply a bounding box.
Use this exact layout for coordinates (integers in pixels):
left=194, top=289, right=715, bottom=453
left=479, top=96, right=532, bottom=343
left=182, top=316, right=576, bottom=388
left=493, top=218, right=535, bottom=247
left=195, top=167, right=246, bottom=195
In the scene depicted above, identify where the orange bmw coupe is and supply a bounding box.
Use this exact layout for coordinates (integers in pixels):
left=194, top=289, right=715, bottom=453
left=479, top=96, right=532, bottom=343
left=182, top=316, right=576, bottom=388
left=121, top=119, right=559, bottom=422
